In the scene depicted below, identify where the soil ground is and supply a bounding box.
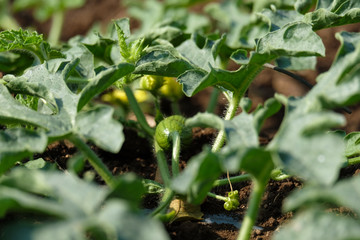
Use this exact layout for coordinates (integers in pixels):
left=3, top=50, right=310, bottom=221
left=5, top=1, right=360, bottom=239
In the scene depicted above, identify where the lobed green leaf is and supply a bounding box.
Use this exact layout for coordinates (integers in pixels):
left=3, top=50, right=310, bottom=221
left=1, top=60, right=128, bottom=152
left=304, top=0, right=360, bottom=30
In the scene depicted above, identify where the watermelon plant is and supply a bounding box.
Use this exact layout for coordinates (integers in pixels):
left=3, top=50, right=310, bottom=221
left=0, top=0, right=360, bottom=239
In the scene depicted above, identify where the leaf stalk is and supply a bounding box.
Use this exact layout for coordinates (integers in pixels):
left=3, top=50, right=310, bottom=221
left=69, top=135, right=116, bottom=188
left=123, top=85, right=155, bottom=137
left=237, top=178, right=267, bottom=240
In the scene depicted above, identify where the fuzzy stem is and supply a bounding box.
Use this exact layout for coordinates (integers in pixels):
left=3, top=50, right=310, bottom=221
left=124, top=85, right=155, bottom=137
left=237, top=179, right=267, bottom=240
left=171, top=101, right=181, bottom=115
left=150, top=188, right=175, bottom=217
left=154, top=141, right=171, bottom=187
left=48, top=10, right=64, bottom=46
left=207, top=192, right=228, bottom=202
left=171, top=131, right=181, bottom=177
left=69, top=135, right=115, bottom=188
left=66, top=77, right=91, bottom=84
left=346, top=156, right=360, bottom=166
left=211, top=92, right=241, bottom=152
left=213, top=174, right=252, bottom=187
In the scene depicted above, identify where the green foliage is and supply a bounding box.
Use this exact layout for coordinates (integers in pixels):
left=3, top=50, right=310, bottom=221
left=0, top=29, right=62, bottom=66
left=0, top=128, right=47, bottom=175
left=171, top=148, right=222, bottom=205
left=13, top=0, right=85, bottom=21
left=1, top=1, right=360, bottom=240
left=274, top=176, right=360, bottom=240
left=0, top=168, right=168, bottom=240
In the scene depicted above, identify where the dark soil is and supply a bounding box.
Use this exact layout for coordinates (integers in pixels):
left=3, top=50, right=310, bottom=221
left=5, top=1, right=360, bottom=239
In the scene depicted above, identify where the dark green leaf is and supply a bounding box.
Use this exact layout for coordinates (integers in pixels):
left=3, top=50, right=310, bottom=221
left=0, top=51, right=33, bottom=74
left=295, top=0, right=316, bottom=14
left=77, top=63, right=135, bottom=111
left=135, top=43, right=194, bottom=77
left=253, top=97, right=282, bottom=132
left=171, top=148, right=222, bottom=205
left=108, top=173, right=145, bottom=207
left=0, top=29, right=63, bottom=63
left=344, top=132, right=360, bottom=158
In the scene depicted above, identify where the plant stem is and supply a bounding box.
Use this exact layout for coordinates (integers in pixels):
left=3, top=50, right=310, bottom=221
left=66, top=77, right=91, bottom=84
left=69, top=135, right=116, bottom=188
left=211, top=92, right=241, bottom=152
left=154, top=141, right=171, bottom=187
left=171, top=101, right=181, bottom=115
left=0, top=15, right=20, bottom=30
left=150, top=188, right=175, bottom=217
left=237, top=179, right=267, bottom=240
left=123, top=85, right=155, bottom=137
left=346, top=156, right=360, bottom=166
left=207, top=192, right=228, bottom=202
left=171, top=132, right=181, bottom=177
left=206, top=87, right=220, bottom=113
left=48, top=10, right=64, bottom=46
left=213, top=174, right=252, bottom=187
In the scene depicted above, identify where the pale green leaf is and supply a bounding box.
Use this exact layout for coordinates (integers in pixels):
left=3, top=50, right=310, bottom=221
left=304, top=0, right=360, bottom=30
left=274, top=209, right=360, bottom=240
left=0, top=168, right=108, bottom=218
left=256, top=22, right=325, bottom=57
left=284, top=176, right=360, bottom=216
left=305, top=32, right=360, bottom=109
left=269, top=111, right=345, bottom=186
left=95, top=200, right=170, bottom=240
left=1, top=60, right=127, bottom=152
left=75, top=105, right=124, bottom=153
left=0, top=128, right=47, bottom=175
left=0, top=169, right=168, bottom=240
